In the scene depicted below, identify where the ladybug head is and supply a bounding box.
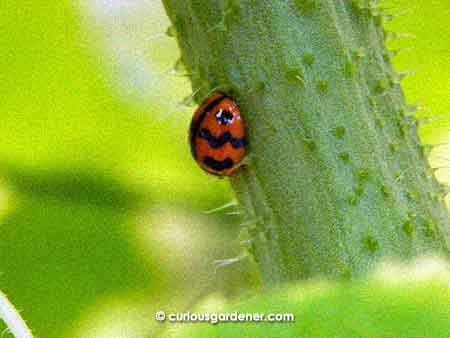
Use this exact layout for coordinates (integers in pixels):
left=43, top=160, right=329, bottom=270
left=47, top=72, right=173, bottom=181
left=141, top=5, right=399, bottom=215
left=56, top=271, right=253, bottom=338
left=215, top=109, right=234, bottom=125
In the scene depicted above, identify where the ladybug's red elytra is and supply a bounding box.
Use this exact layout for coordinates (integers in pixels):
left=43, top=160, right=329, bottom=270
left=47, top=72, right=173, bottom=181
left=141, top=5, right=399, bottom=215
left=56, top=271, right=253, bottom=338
left=189, top=92, right=247, bottom=176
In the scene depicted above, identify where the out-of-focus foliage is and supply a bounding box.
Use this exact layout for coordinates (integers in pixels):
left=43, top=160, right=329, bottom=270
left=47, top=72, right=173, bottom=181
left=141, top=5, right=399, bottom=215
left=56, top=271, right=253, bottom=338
left=384, top=0, right=450, bottom=143
left=0, top=0, right=448, bottom=337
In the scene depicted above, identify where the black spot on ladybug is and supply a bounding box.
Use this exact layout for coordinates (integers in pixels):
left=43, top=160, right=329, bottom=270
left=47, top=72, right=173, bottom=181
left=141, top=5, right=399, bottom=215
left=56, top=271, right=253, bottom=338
left=215, top=109, right=234, bottom=125
left=198, top=129, right=246, bottom=149
left=203, top=156, right=234, bottom=171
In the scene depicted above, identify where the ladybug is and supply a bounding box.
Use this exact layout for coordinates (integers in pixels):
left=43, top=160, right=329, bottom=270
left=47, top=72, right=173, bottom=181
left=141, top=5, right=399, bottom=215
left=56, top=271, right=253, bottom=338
left=189, top=92, right=247, bottom=176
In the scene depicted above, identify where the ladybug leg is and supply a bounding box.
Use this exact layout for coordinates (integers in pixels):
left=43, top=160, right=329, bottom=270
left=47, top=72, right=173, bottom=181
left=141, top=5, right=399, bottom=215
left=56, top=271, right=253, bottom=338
left=226, top=156, right=251, bottom=176
left=234, top=152, right=253, bottom=169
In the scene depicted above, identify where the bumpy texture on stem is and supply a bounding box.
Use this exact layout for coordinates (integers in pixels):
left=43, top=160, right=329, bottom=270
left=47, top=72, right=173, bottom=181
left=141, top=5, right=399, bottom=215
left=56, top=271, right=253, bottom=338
left=162, top=0, right=450, bottom=285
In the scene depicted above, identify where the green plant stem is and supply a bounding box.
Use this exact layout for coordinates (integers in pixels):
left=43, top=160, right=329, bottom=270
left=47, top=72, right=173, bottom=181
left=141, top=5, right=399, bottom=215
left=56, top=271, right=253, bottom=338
left=0, top=290, right=34, bottom=338
left=162, top=0, right=450, bottom=285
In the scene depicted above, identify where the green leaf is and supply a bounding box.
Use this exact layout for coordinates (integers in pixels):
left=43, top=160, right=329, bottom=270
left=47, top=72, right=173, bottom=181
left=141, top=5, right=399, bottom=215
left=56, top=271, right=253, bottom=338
left=166, top=259, right=450, bottom=338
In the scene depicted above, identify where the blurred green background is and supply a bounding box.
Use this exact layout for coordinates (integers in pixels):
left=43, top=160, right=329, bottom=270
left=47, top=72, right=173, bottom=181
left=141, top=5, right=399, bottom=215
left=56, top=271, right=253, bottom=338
left=0, top=1, right=448, bottom=337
